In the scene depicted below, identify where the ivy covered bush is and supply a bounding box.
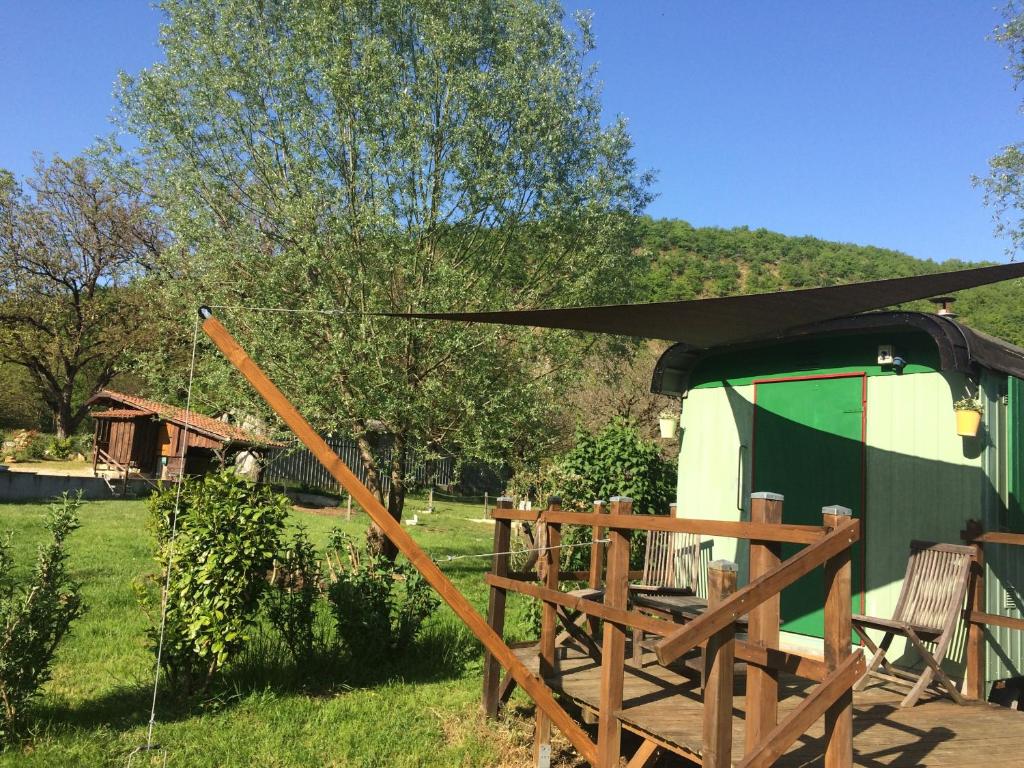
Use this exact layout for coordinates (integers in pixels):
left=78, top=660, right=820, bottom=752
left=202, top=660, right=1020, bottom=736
left=0, top=494, right=84, bottom=745
left=144, top=471, right=288, bottom=695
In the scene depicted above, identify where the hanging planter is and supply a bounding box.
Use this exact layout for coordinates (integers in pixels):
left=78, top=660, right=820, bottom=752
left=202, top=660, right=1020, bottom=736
left=953, top=396, right=982, bottom=437
left=658, top=410, right=679, bottom=440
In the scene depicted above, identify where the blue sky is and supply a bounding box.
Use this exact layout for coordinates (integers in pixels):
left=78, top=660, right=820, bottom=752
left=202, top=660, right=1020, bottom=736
left=1, top=1, right=1019, bottom=263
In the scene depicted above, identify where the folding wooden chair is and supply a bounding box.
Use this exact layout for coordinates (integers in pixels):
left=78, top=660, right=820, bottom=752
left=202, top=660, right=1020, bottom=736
left=852, top=540, right=974, bottom=707
left=630, top=529, right=704, bottom=664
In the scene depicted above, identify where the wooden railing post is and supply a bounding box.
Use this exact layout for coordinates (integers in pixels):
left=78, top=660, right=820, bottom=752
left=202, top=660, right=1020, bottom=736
left=596, top=495, right=632, bottom=768
left=483, top=496, right=514, bottom=718
left=703, top=559, right=738, bottom=768
left=535, top=497, right=562, bottom=767
left=822, top=505, right=854, bottom=768
left=588, top=499, right=608, bottom=589
left=963, top=518, right=986, bottom=701
left=746, top=492, right=783, bottom=757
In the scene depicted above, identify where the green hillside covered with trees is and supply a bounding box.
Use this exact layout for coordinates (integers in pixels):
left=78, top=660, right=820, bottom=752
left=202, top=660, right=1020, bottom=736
left=639, top=217, right=1024, bottom=346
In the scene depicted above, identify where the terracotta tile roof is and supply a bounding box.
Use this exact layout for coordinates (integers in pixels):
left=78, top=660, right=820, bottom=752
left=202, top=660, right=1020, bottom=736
left=92, top=408, right=148, bottom=419
left=88, top=389, right=275, bottom=446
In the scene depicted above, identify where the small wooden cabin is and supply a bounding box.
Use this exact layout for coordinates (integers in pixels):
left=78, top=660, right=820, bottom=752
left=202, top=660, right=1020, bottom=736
left=88, top=389, right=272, bottom=480
left=652, top=307, right=1024, bottom=695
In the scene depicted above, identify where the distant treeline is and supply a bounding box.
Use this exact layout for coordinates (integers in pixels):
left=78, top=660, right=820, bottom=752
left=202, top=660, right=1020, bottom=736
left=638, top=217, right=1024, bottom=346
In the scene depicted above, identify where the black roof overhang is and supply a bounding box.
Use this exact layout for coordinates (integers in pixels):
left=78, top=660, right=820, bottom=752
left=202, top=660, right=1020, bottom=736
left=651, top=311, right=1024, bottom=397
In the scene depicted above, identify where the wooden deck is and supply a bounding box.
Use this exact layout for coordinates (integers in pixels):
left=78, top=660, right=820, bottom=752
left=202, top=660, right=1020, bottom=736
left=513, top=644, right=1024, bottom=767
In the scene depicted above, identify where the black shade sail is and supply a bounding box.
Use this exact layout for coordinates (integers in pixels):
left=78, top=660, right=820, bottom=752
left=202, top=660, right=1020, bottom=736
left=389, top=261, right=1024, bottom=348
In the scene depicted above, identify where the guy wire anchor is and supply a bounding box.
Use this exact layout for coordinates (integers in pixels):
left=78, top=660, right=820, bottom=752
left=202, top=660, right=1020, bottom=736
left=126, top=743, right=168, bottom=767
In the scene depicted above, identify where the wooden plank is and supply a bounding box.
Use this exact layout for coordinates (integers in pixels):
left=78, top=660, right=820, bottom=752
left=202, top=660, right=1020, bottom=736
left=542, top=510, right=827, bottom=544
left=746, top=492, right=782, bottom=757
left=201, top=312, right=599, bottom=766
left=596, top=497, right=632, bottom=768
left=588, top=500, right=607, bottom=589
left=963, top=519, right=986, bottom=701
left=969, top=610, right=1024, bottom=632
left=624, top=739, right=660, bottom=768
left=489, top=508, right=541, bottom=522
left=703, top=560, right=738, bottom=768
left=823, top=507, right=853, bottom=768
left=535, top=501, right=561, bottom=765
left=656, top=518, right=861, bottom=666
left=972, top=531, right=1024, bottom=546
left=737, top=652, right=865, bottom=768
left=483, top=499, right=513, bottom=718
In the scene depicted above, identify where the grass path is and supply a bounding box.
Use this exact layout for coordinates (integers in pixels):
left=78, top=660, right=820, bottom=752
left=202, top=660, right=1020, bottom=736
left=0, top=494, right=550, bottom=767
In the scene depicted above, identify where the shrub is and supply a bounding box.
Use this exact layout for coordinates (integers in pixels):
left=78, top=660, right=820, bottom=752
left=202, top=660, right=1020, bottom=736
left=45, top=437, right=75, bottom=461
left=144, top=470, right=288, bottom=695
left=0, top=494, right=84, bottom=745
left=510, top=418, right=677, bottom=572
left=264, top=527, right=322, bottom=663
left=325, top=531, right=438, bottom=662
left=7, top=430, right=47, bottom=462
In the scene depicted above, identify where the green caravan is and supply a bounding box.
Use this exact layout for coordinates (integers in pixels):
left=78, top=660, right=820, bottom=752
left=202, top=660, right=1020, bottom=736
left=652, top=307, right=1024, bottom=695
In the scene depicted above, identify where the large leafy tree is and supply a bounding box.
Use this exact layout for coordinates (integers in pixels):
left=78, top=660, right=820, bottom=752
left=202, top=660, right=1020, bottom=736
left=119, top=0, right=651, bottom=553
left=979, top=4, right=1024, bottom=256
left=0, top=157, right=163, bottom=438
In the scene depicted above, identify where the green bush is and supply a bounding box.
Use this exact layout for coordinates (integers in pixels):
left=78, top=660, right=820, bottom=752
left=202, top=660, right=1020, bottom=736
left=510, top=418, right=677, bottom=572
left=325, top=531, right=438, bottom=662
left=45, top=437, right=75, bottom=460
left=264, top=527, right=322, bottom=663
left=0, top=494, right=84, bottom=745
left=144, top=471, right=288, bottom=695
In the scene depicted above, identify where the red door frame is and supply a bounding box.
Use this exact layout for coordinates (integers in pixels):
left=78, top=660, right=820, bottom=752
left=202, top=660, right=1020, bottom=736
left=750, top=372, right=868, bottom=618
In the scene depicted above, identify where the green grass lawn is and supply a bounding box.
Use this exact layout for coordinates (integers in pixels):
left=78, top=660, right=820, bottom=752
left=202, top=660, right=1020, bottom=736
left=0, top=493, right=551, bottom=767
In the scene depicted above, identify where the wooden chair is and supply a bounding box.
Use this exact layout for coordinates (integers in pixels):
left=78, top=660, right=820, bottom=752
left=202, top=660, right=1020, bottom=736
left=630, top=529, right=706, bottom=664
left=852, top=540, right=974, bottom=707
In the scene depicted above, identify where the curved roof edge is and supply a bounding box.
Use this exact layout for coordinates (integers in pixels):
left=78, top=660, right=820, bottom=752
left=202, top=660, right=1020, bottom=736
left=651, top=311, right=1024, bottom=397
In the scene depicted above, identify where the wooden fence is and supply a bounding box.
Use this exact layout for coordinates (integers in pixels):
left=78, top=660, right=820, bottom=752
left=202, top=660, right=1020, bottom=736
left=262, top=435, right=453, bottom=497
left=484, top=494, right=864, bottom=768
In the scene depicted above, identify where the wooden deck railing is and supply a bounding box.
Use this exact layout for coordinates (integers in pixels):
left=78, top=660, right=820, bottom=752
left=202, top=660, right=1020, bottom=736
left=93, top=446, right=132, bottom=495
left=485, top=495, right=863, bottom=768
left=961, top=521, right=1024, bottom=701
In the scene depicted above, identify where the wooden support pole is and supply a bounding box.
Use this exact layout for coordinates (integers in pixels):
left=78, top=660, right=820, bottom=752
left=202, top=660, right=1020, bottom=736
left=535, top=497, right=562, bottom=766
left=963, top=518, right=986, bottom=701
left=588, top=500, right=608, bottom=590
left=702, top=559, right=738, bottom=768
left=596, top=496, right=632, bottom=768
left=822, top=505, right=854, bottom=768
left=483, top=497, right=514, bottom=718
left=745, top=492, right=783, bottom=757
left=199, top=310, right=599, bottom=766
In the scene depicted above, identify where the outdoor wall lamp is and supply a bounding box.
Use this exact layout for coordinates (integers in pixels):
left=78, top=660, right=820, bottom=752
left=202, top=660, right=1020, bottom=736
left=659, top=409, right=679, bottom=440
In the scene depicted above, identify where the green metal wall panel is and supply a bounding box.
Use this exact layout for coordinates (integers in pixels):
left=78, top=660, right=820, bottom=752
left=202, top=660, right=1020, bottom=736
left=983, top=373, right=1024, bottom=692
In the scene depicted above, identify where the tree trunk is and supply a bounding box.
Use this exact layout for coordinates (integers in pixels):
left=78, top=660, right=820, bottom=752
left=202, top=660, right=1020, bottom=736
left=54, top=390, right=75, bottom=439
left=367, top=434, right=407, bottom=561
